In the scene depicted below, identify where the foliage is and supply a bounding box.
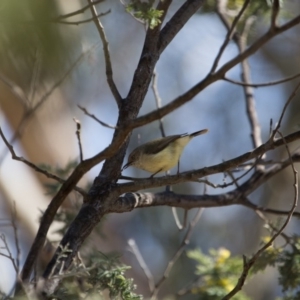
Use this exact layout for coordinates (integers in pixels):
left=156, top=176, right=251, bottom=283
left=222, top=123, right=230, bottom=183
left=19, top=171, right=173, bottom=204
left=126, top=0, right=163, bottom=29
left=186, top=234, right=300, bottom=300
left=51, top=251, right=142, bottom=300
left=187, top=247, right=250, bottom=300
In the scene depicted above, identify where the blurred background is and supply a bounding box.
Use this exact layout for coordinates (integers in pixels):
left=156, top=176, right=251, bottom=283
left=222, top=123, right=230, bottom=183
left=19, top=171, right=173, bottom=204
left=0, top=0, right=300, bottom=299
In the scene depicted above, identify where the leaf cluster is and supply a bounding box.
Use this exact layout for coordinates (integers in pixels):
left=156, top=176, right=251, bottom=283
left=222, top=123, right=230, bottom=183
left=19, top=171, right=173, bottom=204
left=126, top=0, right=163, bottom=29
left=187, top=247, right=250, bottom=300
left=50, top=252, right=142, bottom=300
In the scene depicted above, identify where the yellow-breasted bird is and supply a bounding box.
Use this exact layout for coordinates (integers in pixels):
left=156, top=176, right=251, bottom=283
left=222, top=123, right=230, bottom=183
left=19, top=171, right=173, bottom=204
left=123, top=129, right=208, bottom=177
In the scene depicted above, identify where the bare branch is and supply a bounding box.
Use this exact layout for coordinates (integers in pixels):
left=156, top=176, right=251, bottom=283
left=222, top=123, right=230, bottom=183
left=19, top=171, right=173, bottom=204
left=211, top=0, right=251, bottom=73
left=128, top=239, right=155, bottom=293
left=77, top=105, right=117, bottom=129
left=158, top=0, right=205, bottom=54
left=87, top=0, right=122, bottom=107
left=239, top=16, right=262, bottom=150
left=53, top=11, right=110, bottom=25
left=0, top=126, right=86, bottom=196
left=272, top=81, right=300, bottom=138
left=73, top=118, right=83, bottom=162
left=55, top=0, right=105, bottom=20
left=224, top=72, right=300, bottom=87
left=151, top=208, right=204, bottom=299
left=0, top=234, right=18, bottom=273
left=152, top=71, right=165, bottom=137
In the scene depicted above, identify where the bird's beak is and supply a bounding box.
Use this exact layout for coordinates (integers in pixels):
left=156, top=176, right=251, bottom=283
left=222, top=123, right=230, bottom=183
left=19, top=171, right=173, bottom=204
left=122, top=162, right=131, bottom=171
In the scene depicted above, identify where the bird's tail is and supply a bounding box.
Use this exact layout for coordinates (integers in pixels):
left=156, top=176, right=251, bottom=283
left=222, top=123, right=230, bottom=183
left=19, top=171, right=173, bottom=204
left=190, top=129, right=209, bottom=137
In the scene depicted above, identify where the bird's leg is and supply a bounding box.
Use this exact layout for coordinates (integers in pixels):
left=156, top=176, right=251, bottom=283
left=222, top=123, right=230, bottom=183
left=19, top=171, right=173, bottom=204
left=150, top=169, right=163, bottom=178
left=177, top=160, right=180, bottom=175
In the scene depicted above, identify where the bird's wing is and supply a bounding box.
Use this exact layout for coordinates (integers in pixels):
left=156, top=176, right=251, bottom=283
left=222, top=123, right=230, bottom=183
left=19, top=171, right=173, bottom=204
left=144, top=134, right=187, bottom=154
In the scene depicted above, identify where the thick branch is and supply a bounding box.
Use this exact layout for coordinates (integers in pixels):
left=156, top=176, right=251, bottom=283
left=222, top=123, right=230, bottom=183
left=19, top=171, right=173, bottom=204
left=158, top=0, right=205, bottom=54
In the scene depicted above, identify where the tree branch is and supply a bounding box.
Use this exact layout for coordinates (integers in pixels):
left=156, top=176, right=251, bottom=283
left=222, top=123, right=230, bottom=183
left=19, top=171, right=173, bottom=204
left=158, top=0, right=205, bottom=54
left=223, top=72, right=300, bottom=87
left=117, top=130, right=300, bottom=194
left=88, top=0, right=122, bottom=107
left=130, top=14, right=300, bottom=129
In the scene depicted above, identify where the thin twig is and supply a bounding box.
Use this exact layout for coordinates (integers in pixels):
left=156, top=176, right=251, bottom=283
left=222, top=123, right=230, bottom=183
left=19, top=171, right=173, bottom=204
left=73, top=118, right=83, bottom=162
left=53, top=11, right=110, bottom=25
left=171, top=207, right=184, bottom=230
left=224, top=72, right=300, bottom=87
left=10, top=203, right=21, bottom=274
left=28, top=48, right=41, bottom=103
left=151, top=208, right=204, bottom=299
left=0, top=127, right=86, bottom=196
left=127, top=239, right=155, bottom=292
left=55, top=0, right=105, bottom=20
left=272, top=81, right=300, bottom=139
left=88, top=0, right=122, bottom=107
left=77, top=105, right=117, bottom=129
left=0, top=234, right=18, bottom=272
left=152, top=71, right=166, bottom=138
left=211, top=0, right=251, bottom=73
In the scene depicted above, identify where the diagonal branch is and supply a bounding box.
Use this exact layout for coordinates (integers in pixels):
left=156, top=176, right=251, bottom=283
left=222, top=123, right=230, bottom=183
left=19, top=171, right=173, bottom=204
left=211, top=0, right=251, bottom=74
left=270, top=0, right=280, bottom=30
left=158, top=0, right=205, bottom=54
left=88, top=0, right=122, bottom=107
left=224, top=72, right=300, bottom=87
left=77, top=105, right=117, bottom=129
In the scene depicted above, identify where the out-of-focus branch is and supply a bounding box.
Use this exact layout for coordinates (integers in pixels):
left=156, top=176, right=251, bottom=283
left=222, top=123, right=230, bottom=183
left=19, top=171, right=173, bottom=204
left=152, top=71, right=165, bottom=138
left=55, top=0, right=105, bottom=20
left=128, top=239, right=155, bottom=293
left=88, top=0, right=122, bottom=107
left=224, top=72, right=300, bottom=87
left=211, top=0, right=250, bottom=73
left=270, top=0, right=280, bottom=30
left=239, top=16, right=262, bottom=150
left=53, top=11, right=110, bottom=25
left=216, top=3, right=262, bottom=150
left=271, top=81, right=300, bottom=139
left=150, top=208, right=204, bottom=299
left=0, top=43, right=100, bottom=165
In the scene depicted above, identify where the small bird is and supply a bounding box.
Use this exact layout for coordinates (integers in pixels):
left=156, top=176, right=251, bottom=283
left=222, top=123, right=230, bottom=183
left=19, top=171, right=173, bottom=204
left=123, top=129, right=208, bottom=177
